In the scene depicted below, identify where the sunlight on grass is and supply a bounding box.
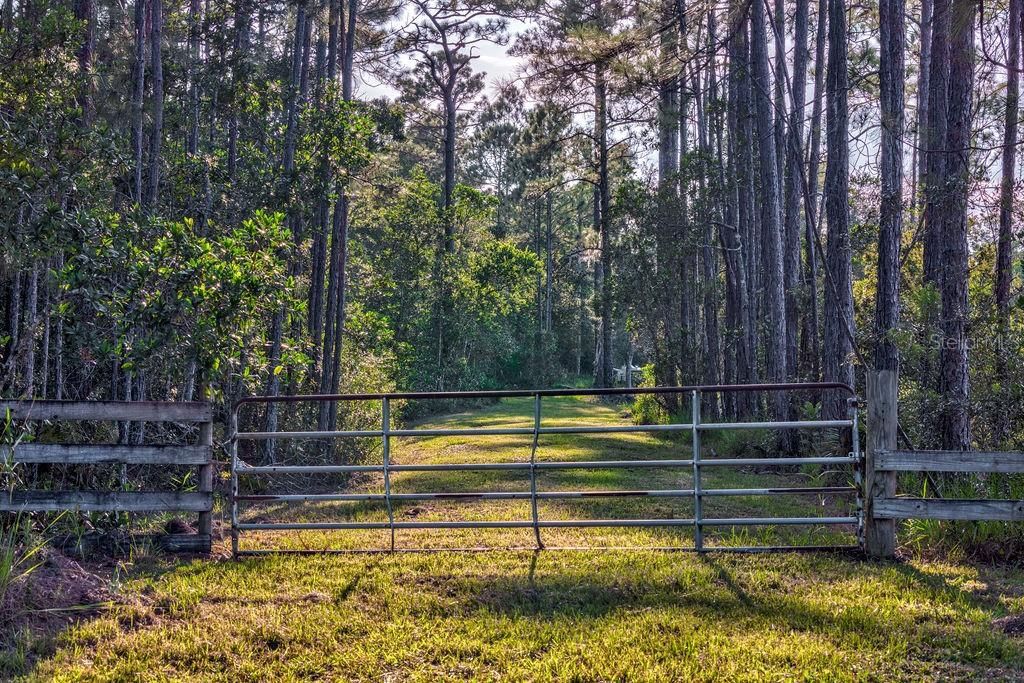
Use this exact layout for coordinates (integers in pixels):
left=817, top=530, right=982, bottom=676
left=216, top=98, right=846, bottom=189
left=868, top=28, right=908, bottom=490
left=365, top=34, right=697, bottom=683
left=15, top=396, right=1024, bottom=681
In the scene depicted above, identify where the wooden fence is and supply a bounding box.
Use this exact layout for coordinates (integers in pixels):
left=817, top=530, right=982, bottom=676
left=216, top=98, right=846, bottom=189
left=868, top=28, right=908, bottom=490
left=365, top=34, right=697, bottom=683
left=864, top=370, right=1024, bottom=557
left=1, top=399, right=214, bottom=553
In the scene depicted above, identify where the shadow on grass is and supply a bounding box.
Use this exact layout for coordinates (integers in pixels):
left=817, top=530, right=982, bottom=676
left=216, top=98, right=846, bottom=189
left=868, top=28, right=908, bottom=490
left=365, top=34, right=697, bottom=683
left=417, top=553, right=884, bottom=640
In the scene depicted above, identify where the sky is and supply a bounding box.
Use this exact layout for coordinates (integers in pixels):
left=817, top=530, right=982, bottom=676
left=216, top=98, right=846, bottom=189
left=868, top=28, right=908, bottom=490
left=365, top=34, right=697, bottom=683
left=356, top=16, right=528, bottom=102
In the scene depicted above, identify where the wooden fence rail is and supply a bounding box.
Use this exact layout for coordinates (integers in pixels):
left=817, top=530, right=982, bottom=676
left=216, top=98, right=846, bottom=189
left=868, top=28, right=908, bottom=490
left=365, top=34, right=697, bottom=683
left=865, top=370, right=1024, bottom=557
left=1, top=397, right=214, bottom=554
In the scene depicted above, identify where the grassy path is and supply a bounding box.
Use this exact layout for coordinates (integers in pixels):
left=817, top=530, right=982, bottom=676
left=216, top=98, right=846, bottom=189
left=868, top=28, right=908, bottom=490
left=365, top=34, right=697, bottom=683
left=18, top=396, right=1024, bottom=681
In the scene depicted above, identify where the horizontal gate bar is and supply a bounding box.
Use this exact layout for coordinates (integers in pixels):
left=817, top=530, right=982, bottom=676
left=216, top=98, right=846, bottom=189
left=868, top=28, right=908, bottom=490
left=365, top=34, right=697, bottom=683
left=238, top=430, right=382, bottom=440
left=537, top=424, right=694, bottom=434
left=702, top=516, right=857, bottom=526
left=236, top=516, right=856, bottom=531
left=236, top=464, right=381, bottom=473
left=233, top=544, right=862, bottom=556
left=235, top=486, right=857, bottom=503
left=236, top=424, right=701, bottom=441
left=235, top=459, right=698, bottom=474
left=697, top=420, right=852, bottom=431
left=698, top=456, right=858, bottom=467
left=233, top=381, right=856, bottom=406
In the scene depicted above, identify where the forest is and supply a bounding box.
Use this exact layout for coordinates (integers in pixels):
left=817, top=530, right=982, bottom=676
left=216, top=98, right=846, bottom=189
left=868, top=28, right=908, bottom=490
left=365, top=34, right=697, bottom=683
left=6, top=1, right=1024, bottom=679
left=0, top=0, right=1022, bottom=449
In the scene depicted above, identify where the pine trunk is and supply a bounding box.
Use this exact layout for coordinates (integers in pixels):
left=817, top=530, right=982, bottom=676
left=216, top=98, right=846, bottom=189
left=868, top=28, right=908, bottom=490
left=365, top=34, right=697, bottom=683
left=145, top=0, right=164, bottom=211
left=750, top=0, right=788, bottom=421
left=874, top=0, right=905, bottom=374
left=822, top=0, right=855, bottom=419
left=938, top=0, right=975, bottom=450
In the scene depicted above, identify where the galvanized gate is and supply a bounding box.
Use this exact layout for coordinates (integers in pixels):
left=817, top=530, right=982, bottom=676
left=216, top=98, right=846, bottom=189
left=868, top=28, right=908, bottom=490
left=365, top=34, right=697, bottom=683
left=229, top=383, right=860, bottom=556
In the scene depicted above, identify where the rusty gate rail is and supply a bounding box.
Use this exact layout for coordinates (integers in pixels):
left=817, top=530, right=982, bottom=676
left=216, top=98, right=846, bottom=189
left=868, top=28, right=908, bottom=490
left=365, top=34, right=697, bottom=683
left=229, top=382, right=860, bottom=556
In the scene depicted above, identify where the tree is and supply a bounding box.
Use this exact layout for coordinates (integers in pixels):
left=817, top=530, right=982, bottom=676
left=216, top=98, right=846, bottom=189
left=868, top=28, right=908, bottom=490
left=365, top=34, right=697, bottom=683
left=131, top=0, right=146, bottom=204
left=937, top=0, right=975, bottom=450
left=145, top=0, right=164, bottom=211
left=73, top=0, right=94, bottom=124
left=724, top=1, right=757, bottom=416
left=993, top=0, right=1022, bottom=442
left=783, top=0, right=810, bottom=380
left=396, top=1, right=502, bottom=247
left=800, top=0, right=827, bottom=380
left=874, top=0, right=904, bottom=373
left=822, top=0, right=854, bottom=418
left=996, top=0, right=1021, bottom=336
left=749, top=0, right=788, bottom=420
left=922, top=0, right=950, bottom=291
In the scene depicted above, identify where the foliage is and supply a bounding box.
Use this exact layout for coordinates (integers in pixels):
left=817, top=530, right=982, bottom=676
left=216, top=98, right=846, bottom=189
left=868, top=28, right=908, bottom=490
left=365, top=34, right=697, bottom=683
left=60, top=211, right=292, bottom=384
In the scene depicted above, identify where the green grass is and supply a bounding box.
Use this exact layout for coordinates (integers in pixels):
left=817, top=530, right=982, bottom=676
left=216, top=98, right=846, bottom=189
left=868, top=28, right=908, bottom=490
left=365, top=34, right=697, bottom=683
left=14, top=396, right=1024, bottom=681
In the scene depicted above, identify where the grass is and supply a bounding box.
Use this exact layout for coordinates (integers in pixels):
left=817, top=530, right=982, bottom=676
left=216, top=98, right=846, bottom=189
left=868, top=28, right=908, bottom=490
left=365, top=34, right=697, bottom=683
left=13, top=396, right=1024, bottom=681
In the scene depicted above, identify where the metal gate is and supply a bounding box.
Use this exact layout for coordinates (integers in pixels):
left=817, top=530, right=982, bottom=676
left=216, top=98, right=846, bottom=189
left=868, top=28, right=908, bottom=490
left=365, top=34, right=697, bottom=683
left=229, top=382, right=860, bottom=556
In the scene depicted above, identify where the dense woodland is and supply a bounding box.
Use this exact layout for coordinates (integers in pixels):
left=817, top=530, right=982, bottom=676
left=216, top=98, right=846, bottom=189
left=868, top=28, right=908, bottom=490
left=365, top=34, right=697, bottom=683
left=0, top=0, right=1021, bottom=452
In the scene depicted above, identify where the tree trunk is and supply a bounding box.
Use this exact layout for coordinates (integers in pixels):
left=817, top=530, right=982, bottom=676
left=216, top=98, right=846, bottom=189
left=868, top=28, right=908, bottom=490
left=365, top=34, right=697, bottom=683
left=324, top=0, right=358, bottom=429
left=545, top=193, right=554, bottom=334
left=801, top=0, right=827, bottom=380
left=266, top=0, right=308, bottom=447
left=912, top=0, right=933, bottom=209
left=938, top=0, right=975, bottom=451
left=657, top=0, right=680, bottom=404
left=74, top=0, right=95, bottom=125
left=783, top=0, right=809, bottom=383
left=595, top=50, right=613, bottom=389
left=442, top=90, right=457, bottom=251
left=750, top=0, right=788, bottom=421
left=996, top=0, right=1020, bottom=320
left=54, top=252, right=64, bottom=400
left=995, top=0, right=1021, bottom=441
left=822, top=0, right=855, bottom=419
left=773, top=0, right=786, bottom=187
left=923, top=0, right=950, bottom=291
left=874, top=0, right=905, bottom=374
left=309, top=31, right=330, bottom=352
left=342, top=0, right=357, bottom=100
left=740, top=59, right=760, bottom=394
left=131, top=0, right=147, bottom=204
left=187, top=0, right=201, bottom=156
left=227, top=0, right=250, bottom=181
left=729, top=8, right=756, bottom=416
left=697, top=19, right=721, bottom=419
left=22, top=264, right=38, bottom=397
left=145, top=0, right=164, bottom=211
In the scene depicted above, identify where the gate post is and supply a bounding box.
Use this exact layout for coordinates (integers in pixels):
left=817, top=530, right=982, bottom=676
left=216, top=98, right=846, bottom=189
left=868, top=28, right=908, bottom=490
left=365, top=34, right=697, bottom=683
left=865, top=370, right=897, bottom=558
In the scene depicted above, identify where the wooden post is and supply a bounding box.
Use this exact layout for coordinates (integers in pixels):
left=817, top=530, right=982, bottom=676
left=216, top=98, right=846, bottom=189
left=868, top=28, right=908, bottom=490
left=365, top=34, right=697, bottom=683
left=197, top=381, right=214, bottom=551
left=865, top=370, right=898, bottom=558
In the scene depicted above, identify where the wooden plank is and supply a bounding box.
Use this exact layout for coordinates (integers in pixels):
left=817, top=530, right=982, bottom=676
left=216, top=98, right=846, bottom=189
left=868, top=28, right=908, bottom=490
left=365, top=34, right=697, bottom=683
left=55, top=532, right=212, bottom=556
left=0, top=491, right=212, bottom=513
left=2, top=444, right=211, bottom=465
left=0, top=400, right=212, bottom=423
left=158, top=533, right=212, bottom=554
left=876, top=450, right=1024, bottom=474
left=874, top=497, right=1024, bottom=521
